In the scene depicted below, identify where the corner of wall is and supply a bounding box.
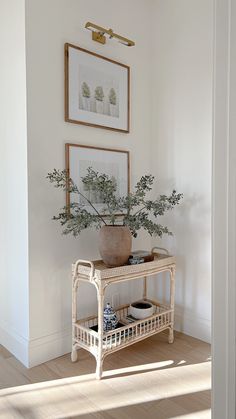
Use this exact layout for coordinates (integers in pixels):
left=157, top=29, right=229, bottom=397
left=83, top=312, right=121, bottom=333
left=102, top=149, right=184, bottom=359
left=0, top=320, right=29, bottom=367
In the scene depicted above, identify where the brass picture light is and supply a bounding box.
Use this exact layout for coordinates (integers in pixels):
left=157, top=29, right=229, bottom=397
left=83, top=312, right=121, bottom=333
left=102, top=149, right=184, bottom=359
left=85, top=22, right=135, bottom=47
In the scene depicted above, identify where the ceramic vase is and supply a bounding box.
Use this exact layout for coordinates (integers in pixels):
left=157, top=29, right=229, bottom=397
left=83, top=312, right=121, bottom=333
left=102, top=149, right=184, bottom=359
left=96, top=100, right=104, bottom=114
left=103, top=302, right=118, bottom=331
left=98, top=225, right=132, bottom=267
left=82, top=96, right=90, bottom=111
left=109, top=103, right=116, bottom=117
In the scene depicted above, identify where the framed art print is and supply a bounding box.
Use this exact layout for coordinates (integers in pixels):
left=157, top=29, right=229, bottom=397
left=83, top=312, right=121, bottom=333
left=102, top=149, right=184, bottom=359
left=65, top=143, right=130, bottom=215
left=65, top=43, right=130, bottom=132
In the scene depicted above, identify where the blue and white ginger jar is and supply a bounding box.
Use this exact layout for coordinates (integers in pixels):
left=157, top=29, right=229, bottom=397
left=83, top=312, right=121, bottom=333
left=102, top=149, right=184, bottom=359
left=103, top=303, right=118, bottom=331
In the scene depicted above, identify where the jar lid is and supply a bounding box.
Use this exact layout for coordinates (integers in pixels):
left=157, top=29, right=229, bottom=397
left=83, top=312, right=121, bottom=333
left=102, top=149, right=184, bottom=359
left=104, top=302, right=115, bottom=315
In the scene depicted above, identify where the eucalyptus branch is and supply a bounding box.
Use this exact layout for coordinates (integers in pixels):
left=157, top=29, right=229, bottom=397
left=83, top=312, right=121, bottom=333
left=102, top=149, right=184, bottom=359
left=47, top=169, right=107, bottom=225
left=132, top=205, right=147, bottom=217
left=75, top=189, right=107, bottom=225
left=47, top=168, right=183, bottom=238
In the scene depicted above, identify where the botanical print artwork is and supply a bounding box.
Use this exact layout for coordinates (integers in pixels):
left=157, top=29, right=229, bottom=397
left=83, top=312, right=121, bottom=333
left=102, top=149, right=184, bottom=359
left=65, top=44, right=130, bottom=132
left=79, top=65, right=119, bottom=118
left=78, top=160, right=120, bottom=206
left=65, top=143, right=130, bottom=216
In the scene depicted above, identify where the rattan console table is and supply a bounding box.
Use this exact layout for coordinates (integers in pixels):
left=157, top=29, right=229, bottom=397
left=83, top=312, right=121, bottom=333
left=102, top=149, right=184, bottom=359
left=71, top=248, right=176, bottom=379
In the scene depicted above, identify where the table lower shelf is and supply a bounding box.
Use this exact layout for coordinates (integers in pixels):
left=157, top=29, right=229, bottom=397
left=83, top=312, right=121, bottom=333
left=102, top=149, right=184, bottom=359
left=73, top=300, right=173, bottom=356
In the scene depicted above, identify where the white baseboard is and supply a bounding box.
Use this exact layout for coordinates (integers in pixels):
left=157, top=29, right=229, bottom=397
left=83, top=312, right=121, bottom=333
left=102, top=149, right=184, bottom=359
left=174, top=308, right=211, bottom=343
left=0, top=320, right=72, bottom=368
left=0, top=313, right=210, bottom=368
left=28, top=328, right=72, bottom=367
left=0, top=321, right=29, bottom=366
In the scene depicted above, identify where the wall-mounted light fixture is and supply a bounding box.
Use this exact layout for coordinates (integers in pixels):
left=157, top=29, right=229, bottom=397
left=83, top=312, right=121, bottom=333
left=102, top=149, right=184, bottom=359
left=85, top=22, right=135, bottom=47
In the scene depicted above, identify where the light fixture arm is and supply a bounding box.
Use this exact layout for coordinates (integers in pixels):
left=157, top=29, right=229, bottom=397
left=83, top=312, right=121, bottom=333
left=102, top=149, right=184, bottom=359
left=85, top=22, right=135, bottom=47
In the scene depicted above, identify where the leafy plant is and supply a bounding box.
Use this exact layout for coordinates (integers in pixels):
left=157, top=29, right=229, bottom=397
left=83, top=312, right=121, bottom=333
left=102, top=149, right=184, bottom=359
left=95, top=86, right=104, bottom=102
left=81, top=82, right=90, bottom=98
left=109, top=88, right=117, bottom=105
left=47, top=168, right=183, bottom=238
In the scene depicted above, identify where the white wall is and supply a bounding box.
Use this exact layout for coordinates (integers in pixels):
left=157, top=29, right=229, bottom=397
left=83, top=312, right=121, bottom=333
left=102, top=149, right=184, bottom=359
left=0, top=0, right=213, bottom=367
left=212, top=0, right=236, bottom=416
left=0, top=0, right=29, bottom=364
left=150, top=0, right=213, bottom=342
left=25, top=0, right=153, bottom=365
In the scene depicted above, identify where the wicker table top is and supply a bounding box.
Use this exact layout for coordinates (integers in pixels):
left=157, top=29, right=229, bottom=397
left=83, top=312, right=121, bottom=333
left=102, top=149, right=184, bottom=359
left=72, top=253, right=176, bottom=282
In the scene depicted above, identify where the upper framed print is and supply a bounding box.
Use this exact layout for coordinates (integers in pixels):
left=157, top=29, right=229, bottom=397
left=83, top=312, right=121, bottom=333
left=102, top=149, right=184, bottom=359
left=64, top=43, right=130, bottom=133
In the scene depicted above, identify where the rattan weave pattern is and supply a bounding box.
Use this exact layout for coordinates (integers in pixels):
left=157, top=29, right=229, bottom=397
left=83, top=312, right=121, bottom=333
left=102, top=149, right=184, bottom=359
left=73, top=254, right=175, bottom=280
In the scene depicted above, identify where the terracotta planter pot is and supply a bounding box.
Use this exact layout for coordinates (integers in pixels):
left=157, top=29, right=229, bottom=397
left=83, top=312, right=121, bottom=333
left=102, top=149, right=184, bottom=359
left=99, top=225, right=132, bottom=267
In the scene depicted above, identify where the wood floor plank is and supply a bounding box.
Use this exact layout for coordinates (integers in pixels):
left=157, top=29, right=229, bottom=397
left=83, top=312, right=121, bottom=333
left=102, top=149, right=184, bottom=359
left=0, top=346, right=12, bottom=361
left=0, top=331, right=211, bottom=419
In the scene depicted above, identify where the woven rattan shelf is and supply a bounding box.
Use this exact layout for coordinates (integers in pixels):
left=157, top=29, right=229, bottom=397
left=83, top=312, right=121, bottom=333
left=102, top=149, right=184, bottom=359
left=71, top=248, right=176, bottom=379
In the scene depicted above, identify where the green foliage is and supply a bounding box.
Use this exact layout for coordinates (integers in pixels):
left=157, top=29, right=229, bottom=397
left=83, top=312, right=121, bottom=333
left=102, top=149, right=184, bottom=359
left=47, top=168, right=183, bottom=238
left=109, top=88, right=117, bottom=105
left=52, top=203, right=101, bottom=236
left=94, top=86, right=104, bottom=101
left=81, top=82, right=90, bottom=98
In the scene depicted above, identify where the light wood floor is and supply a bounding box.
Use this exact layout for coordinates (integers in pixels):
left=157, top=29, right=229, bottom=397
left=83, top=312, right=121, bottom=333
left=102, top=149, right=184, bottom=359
left=0, top=331, right=211, bottom=419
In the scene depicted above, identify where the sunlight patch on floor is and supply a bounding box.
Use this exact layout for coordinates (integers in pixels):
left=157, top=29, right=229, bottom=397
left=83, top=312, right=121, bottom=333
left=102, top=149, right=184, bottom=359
left=102, top=358, right=174, bottom=376
left=173, top=410, right=211, bottom=419
left=0, top=361, right=211, bottom=418
left=177, top=360, right=187, bottom=365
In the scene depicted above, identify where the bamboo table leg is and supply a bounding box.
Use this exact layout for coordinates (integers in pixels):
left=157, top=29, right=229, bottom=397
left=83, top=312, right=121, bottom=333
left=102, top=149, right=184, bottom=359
left=71, top=277, right=79, bottom=362
left=168, top=266, right=175, bottom=344
left=96, top=282, right=105, bottom=379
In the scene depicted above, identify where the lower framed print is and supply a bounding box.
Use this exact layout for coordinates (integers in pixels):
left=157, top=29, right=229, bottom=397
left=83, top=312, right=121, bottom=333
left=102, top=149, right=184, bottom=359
left=65, top=143, right=130, bottom=216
